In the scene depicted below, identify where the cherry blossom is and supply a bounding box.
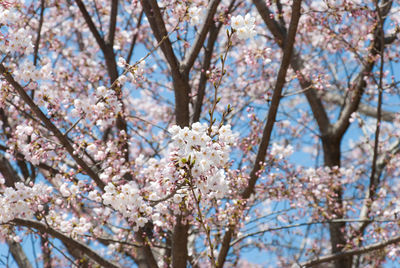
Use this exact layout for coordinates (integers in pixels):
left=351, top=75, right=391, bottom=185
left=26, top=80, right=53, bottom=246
left=188, top=6, right=205, bottom=26
left=231, top=14, right=256, bottom=40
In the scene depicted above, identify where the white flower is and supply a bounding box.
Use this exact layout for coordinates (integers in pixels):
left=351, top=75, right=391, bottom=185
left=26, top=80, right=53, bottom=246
left=271, top=143, right=294, bottom=159
left=192, top=122, right=208, bottom=132
left=86, top=144, right=98, bottom=154
left=70, top=184, right=79, bottom=195
left=219, top=124, right=236, bottom=144
left=74, top=99, right=82, bottom=109
left=188, top=6, right=204, bottom=26
left=231, top=14, right=256, bottom=40
left=60, top=183, right=71, bottom=197
left=70, top=108, right=80, bottom=117
left=173, top=194, right=183, bottom=204
left=117, top=57, right=126, bottom=68
left=244, top=14, right=255, bottom=28
left=118, top=75, right=128, bottom=84
left=137, top=217, right=148, bottom=227
left=168, top=125, right=181, bottom=136
left=96, top=86, right=108, bottom=97
left=231, top=15, right=245, bottom=30
left=13, top=236, right=22, bottom=243
left=88, top=191, right=98, bottom=201
left=236, top=26, right=256, bottom=40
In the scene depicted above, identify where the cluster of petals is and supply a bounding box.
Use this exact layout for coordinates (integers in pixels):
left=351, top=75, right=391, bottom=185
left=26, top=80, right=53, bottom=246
left=270, top=143, right=294, bottom=160
left=188, top=6, right=204, bottom=26
left=168, top=122, right=237, bottom=199
left=298, top=166, right=358, bottom=200
left=86, top=143, right=108, bottom=162
left=15, top=125, right=34, bottom=140
left=15, top=124, right=53, bottom=165
left=59, top=216, right=92, bottom=238
left=100, top=123, right=237, bottom=227
left=59, top=182, right=80, bottom=198
left=0, top=182, right=52, bottom=223
left=70, top=87, right=121, bottom=125
left=101, top=182, right=152, bottom=231
left=43, top=210, right=92, bottom=239
left=117, top=57, right=146, bottom=84
left=231, top=14, right=256, bottom=40
left=0, top=8, right=34, bottom=54
left=95, top=86, right=121, bottom=114
left=13, top=60, right=52, bottom=83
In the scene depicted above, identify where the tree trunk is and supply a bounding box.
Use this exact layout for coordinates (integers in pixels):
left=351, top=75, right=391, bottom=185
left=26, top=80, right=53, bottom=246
left=322, top=135, right=352, bottom=268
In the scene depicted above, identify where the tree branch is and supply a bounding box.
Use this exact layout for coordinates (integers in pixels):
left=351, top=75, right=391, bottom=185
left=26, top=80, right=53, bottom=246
left=332, top=0, right=393, bottom=138
left=126, top=9, right=143, bottom=64
left=253, top=0, right=286, bottom=45
left=1, top=104, right=31, bottom=181
left=140, top=0, right=190, bottom=127
left=11, top=218, right=120, bottom=268
left=320, top=92, right=396, bottom=122
left=181, top=0, right=221, bottom=75
left=140, top=2, right=193, bottom=265
left=133, top=231, right=159, bottom=268
left=243, top=0, right=302, bottom=199
left=253, top=0, right=331, bottom=135
left=192, top=23, right=220, bottom=123
left=0, top=63, right=105, bottom=190
left=192, top=0, right=236, bottom=123
left=74, top=0, right=107, bottom=53
left=301, top=235, right=400, bottom=267
left=356, top=139, right=400, bottom=243
left=33, top=0, right=45, bottom=67
left=217, top=1, right=302, bottom=266
left=74, top=0, right=118, bottom=82
left=41, top=235, right=53, bottom=268
left=108, top=0, right=118, bottom=47
left=0, top=154, right=22, bottom=188
left=366, top=0, right=386, bottom=228
left=171, top=215, right=189, bottom=267
left=0, top=144, right=63, bottom=178
left=140, top=0, right=180, bottom=74
left=231, top=218, right=398, bottom=247
left=275, top=0, right=287, bottom=30
left=6, top=236, right=33, bottom=268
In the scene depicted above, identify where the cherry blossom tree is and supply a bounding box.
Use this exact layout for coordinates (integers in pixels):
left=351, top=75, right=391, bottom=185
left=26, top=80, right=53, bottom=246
left=1, top=0, right=400, bottom=267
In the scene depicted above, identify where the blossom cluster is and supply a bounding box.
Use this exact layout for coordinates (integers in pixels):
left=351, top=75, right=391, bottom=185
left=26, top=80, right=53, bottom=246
left=0, top=182, right=52, bottom=223
left=70, top=85, right=121, bottom=129
left=42, top=210, right=93, bottom=239
left=98, top=123, right=236, bottom=229
left=270, top=143, right=294, bottom=160
left=90, top=140, right=130, bottom=178
left=0, top=8, right=34, bottom=54
left=59, top=182, right=80, bottom=198
left=14, top=124, right=54, bottom=165
left=290, top=166, right=358, bottom=208
left=15, top=125, right=34, bottom=141
left=101, top=182, right=152, bottom=231
left=95, top=85, right=121, bottom=114
left=117, top=57, right=146, bottom=84
left=188, top=6, right=204, bottom=26
left=57, top=214, right=92, bottom=238
left=231, top=14, right=256, bottom=40
left=168, top=122, right=236, bottom=199
left=13, top=60, right=52, bottom=83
